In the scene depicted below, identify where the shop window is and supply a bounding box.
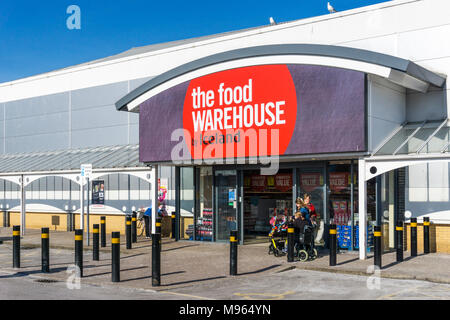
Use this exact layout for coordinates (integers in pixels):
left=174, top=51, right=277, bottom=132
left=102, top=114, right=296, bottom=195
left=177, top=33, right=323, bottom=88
left=180, top=167, right=194, bottom=240
left=197, top=167, right=213, bottom=241
left=108, top=174, right=119, bottom=200
left=118, top=174, right=129, bottom=201
left=0, top=180, right=4, bottom=200
left=55, top=176, right=63, bottom=200
left=47, top=176, right=55, bottom=200
left=129, top=175, right=140, bottom=200
left=39, top=177, right=47, bottom=200
left=71, top=180, right=80, bottom=201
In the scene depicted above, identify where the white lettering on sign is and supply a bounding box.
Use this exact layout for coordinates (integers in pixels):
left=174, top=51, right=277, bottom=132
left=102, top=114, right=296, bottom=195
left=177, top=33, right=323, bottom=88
left=190, top=79, right=286, bottom=132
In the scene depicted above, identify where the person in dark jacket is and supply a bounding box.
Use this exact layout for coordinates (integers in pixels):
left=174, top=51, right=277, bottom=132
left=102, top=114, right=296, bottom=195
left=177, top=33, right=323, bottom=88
left=293, top=211, right=308, bottom=246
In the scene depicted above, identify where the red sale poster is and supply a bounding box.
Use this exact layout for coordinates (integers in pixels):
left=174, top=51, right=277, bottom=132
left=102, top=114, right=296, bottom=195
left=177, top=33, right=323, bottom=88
left=329, top=172, right=349, bottom=192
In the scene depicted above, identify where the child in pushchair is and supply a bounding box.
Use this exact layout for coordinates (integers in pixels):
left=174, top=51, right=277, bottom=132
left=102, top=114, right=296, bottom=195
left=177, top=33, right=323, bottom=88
left=268, top=212, right=288, bottom=257
left=295, top=224, right=318, bottom=262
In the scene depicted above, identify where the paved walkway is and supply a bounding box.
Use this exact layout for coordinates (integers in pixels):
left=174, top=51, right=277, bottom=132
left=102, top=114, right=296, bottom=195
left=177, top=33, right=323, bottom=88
left=0, top=227, right=448, bottom=292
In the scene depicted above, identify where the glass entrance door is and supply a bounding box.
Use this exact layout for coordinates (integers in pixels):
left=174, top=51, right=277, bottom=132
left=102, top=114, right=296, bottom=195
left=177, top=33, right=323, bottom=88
left=215, top=170, right=238, bottom=242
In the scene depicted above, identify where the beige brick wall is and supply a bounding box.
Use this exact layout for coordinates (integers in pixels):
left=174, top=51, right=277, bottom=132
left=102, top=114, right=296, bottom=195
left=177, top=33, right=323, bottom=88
left=3, top=212, right=173, bottom=238
left=405, top=223, right=450, bottom=254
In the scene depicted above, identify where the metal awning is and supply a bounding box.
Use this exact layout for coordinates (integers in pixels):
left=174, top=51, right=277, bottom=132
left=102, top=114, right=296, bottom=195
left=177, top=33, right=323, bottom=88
left=0, top=144, right=142, bottom=175
left=373, top=119, right=450, bottom=156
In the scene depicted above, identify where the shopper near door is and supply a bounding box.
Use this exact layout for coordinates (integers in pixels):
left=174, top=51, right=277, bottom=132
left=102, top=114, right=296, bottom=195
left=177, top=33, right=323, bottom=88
left=303, top=193, right=318, bottom=223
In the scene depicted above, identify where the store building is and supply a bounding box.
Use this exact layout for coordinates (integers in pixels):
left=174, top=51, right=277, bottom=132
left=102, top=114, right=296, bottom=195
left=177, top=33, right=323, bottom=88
left=1, top=0, right=450, bottom=258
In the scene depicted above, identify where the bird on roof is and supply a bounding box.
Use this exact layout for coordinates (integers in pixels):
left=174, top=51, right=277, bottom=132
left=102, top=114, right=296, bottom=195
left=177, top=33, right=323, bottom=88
left=327, top=2, right=337, bottom=13
left=269, top=17, right=276, bottom=25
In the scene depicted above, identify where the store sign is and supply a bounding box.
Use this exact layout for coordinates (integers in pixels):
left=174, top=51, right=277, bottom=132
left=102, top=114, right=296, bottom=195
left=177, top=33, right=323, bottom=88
left=330, top=172, right=349, bottom=192
left=300, top=173, right=322, bottom=192
left=183, top=65, right=297, bottom=159
left=139, top=64, right=366, bottom=163
left=91, top=180, right=105, bottom=206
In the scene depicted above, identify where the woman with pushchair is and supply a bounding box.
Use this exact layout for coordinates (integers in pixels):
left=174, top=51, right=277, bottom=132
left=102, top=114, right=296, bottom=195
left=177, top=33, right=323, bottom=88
left=293, top=199, right=318, bottom=261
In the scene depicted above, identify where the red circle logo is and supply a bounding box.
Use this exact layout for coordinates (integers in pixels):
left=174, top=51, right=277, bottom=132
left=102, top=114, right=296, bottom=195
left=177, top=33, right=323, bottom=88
left=183, top=65, right=297, bottom=160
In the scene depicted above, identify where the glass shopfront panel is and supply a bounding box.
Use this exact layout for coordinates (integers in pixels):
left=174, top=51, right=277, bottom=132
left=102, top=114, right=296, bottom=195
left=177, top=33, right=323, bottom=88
left=215, top=170, right=238, bottom=242
left=180, top=167, right=195, bottom=240
left=297, top=166, right=325, bottom=246
left=197, top=167, right=213, bottom=241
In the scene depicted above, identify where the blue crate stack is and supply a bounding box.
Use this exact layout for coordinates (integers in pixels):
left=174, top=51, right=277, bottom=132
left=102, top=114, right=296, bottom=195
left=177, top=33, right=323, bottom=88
left=337, top=225, right=352, bottom=249
left=353, top=225, right=374, bottom=249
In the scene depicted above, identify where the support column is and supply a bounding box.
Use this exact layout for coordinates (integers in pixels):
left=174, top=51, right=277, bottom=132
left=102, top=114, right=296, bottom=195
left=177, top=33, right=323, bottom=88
left=358, top=159, right=367, bottom=260
left=80, top=180, right=84, bottom=231
left=175, top=166, right=181, bottom=241
left=151, top=165, right=159, bottom=235
left=20, top=175, right=26, bottom=236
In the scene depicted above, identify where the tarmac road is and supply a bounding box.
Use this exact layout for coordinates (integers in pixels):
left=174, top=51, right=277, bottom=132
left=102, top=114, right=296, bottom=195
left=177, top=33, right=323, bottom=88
left=1, top=268, right=449, bottom=300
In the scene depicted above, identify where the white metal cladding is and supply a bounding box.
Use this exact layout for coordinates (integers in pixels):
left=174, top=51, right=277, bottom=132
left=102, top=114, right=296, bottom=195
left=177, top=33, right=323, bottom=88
left=0, top=144, right=141, bottom=174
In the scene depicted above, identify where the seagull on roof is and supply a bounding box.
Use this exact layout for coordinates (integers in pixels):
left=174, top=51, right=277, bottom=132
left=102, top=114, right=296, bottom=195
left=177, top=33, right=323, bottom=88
left=327, top=2, right=337, bottom=13
left=269, top=17, right=276, bottom=25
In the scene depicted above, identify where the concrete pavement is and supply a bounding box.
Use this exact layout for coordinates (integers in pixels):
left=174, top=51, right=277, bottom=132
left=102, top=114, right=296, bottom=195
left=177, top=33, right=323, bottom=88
left=0, top=227, right=449, bottom=296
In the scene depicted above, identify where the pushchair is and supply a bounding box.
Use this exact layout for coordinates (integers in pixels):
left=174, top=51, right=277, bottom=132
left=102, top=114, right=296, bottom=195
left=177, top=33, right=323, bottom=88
left=295, top=224, right=318, bottom=262
left=268, top=222, right=288, bottom=257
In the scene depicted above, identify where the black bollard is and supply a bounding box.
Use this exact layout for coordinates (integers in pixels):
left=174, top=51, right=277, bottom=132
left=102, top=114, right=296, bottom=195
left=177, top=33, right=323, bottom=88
left=410, top=218, right=417, bottom=257
left=41, top=228, right=50, bottom=273
left=171, top=212, right=176, bottom=239
left=93, top=224, right=99, bottom=261
left=74, top=229, right=83, bottom=277
left=374, top=226, right=382, bottom=269
left=155, top=217, right=162, bottom=234
left=12, top=226, right=20, bottom=269
left=126, top=216, right=132, bottom=250
left=230, top=230, right=238, bottom=276
left=152, top=231, right=161, bottom=287
left=423, top=217, right=430, bottom=254
left=132, top=212, right=137, bottom=243
left=396, top=221, right=403, bottom=262
left=111, top=232, right=120, bottom=283
left=287, top=222, right=295, bottom=263
left=100, top=216, right=106, bottom=248
left=329, top=224, right=337, bottom=266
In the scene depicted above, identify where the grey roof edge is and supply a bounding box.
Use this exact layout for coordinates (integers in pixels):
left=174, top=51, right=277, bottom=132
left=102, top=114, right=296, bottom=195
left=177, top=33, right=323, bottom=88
left=115, top=43, right=447, bottom=111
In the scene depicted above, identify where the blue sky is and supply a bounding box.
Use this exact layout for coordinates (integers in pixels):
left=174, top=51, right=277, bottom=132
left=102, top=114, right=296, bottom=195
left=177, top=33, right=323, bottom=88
left=0, top=0, right=390, bottom=83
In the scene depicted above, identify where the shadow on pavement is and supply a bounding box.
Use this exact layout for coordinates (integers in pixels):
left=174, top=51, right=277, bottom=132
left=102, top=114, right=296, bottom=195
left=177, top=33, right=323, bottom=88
left=121, top=270, right=186, bottom=282
left=238, top=264, right=282, bottom=276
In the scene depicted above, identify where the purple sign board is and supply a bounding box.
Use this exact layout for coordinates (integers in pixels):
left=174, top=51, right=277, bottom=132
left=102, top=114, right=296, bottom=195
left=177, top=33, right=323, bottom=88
left=139, top=64, right=366, bottom=163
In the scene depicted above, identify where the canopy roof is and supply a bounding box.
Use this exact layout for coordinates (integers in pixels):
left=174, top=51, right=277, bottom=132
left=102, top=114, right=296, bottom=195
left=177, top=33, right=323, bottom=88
left=373, top=119, right=450, bottom=156
left=0, top=144, right=141, bottom=175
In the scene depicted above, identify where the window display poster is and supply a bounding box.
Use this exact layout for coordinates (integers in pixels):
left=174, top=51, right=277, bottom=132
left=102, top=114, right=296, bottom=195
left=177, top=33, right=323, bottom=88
left=329, top=172, right=349, bottom=192
left=300, top=173, right=322, bottom=192
left=92, top=180, right=105, bottom=205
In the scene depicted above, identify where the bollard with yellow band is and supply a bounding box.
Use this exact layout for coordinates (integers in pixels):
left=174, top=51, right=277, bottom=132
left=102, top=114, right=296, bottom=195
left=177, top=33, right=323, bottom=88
left=396, top=221, right=404, bottom=262
left=329, top=224, right=337, bottom=266
left=75, top=229, right=83, bottom=277
left=287, top=222, right=295, bottom=263
left=423, top=217, right=430, bottom=254
left=152, top=227, right=161, bottom=287
left=126, top=216, right=132, bottom=250
left=410, top=218, right=417, bottom=257
left=41, top=227, right=50, bottom=273
left=230, top=230, right=238, bottom=276
left=12, top=225, right=20, bottom=269
left=171, top=212, right=176, bottom=240
left=100, top=216, right=106, bottom=248
left=93, top=224, right=100, bottom=261
left=132, top=211, right=137, bottom=243
left=111, top=232, right=120, bottom=282
left=374, top=226, right=382, bottom=268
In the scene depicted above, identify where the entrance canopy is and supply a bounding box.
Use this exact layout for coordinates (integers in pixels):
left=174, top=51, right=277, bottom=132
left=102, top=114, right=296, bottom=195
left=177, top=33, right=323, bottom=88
left=116, top=44, right=446, bottom=113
